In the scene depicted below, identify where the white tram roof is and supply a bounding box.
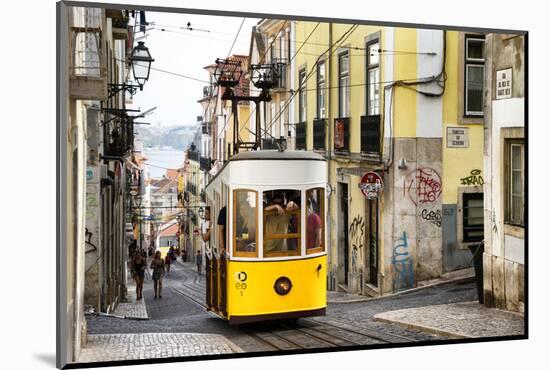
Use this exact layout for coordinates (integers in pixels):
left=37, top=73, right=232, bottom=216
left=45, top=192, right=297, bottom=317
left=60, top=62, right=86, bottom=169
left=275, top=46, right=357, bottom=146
left=206, top=150, right=327, bottom=191
left=228, top=150, right=326, bottom=162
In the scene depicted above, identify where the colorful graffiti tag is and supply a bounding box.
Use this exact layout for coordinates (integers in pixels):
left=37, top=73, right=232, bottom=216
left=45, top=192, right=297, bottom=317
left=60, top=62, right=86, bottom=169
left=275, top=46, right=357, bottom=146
left=404, top=167, right=442, bottom=206
left=392, top=231, right=414, bottom=292
left=460, top=169, right=484, bottom=186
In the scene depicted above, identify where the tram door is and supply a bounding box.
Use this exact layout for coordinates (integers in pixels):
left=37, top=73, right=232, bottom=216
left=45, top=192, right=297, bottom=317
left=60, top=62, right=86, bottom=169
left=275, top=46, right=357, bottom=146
left=218, top=184, right=229, bottom=316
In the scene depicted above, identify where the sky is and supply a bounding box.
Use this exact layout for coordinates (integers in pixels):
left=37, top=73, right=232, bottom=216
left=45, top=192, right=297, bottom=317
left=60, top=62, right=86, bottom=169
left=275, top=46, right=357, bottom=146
left=129, top=12, right=260, bottom=128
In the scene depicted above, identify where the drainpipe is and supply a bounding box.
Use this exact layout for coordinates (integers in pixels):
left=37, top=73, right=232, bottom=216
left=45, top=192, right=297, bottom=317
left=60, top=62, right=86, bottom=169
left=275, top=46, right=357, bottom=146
left=327, top=22, right=333, bottom=286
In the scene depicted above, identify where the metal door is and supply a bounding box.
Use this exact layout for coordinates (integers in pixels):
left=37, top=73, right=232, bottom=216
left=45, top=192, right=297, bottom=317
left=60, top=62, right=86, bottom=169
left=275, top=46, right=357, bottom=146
left=205, top=254, right=212, bottom=309
left=367, top=199, right=379, bottom=285
left=219, top=252, right=227, bottom=317
left=341, top=184, right=349, bottom=285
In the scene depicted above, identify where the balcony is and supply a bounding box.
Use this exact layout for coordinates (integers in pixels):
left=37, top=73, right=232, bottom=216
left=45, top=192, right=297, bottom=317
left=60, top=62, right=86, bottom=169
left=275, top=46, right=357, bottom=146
left=203, top=85, right=213, bottom=98
left=104, top=115, right=133, bottom=156
left=295, top=122, right=307, bottom=150
left=361, top=115, right=382, bottom=157
left=69, top=7, right=107, bottom=100
left=262, top=138, right=279, bottom=150
left=200, top=156, right=212, bottom=172
left=334, top=117, right=350, bottom=154
left=313, top=119, right=326, bottom=151
left=188, top=150, right=200, bottom=163
left=272, top=58, right=288, bottom=90
left=201, top=122, right=210, bottom=135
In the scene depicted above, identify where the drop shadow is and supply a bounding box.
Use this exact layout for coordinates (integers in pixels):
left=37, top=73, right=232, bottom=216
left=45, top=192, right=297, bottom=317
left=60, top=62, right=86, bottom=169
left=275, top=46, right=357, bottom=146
left=34, top=353, right=56, bottom=367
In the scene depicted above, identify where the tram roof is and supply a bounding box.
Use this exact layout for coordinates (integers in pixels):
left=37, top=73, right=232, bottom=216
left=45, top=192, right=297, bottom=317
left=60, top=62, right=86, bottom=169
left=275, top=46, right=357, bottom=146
left=229, top=150, right=326, bottom=162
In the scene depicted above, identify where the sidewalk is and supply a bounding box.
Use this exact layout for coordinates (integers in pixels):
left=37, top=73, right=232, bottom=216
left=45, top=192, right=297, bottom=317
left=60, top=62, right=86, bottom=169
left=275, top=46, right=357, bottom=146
left=112, top=278, right=149, bottom=320
left=78, top=332, right=244, bottom=363
left=328, top=267, right=475, bottom=304
left=374, top=301, right=525, bottom=339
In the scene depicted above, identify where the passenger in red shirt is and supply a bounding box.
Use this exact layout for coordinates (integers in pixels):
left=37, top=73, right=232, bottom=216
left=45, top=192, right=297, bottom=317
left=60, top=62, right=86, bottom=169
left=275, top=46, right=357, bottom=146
left=306, top=198, right=322, bottom=249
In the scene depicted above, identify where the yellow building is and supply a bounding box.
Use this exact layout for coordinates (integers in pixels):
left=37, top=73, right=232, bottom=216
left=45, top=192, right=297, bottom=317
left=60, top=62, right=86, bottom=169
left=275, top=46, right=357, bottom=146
left=293, top=22, right=485, bottom=296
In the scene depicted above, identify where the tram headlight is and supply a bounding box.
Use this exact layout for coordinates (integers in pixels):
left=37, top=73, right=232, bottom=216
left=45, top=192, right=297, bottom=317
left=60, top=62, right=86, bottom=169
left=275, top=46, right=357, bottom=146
left=274, top=277, right=292, bottom=296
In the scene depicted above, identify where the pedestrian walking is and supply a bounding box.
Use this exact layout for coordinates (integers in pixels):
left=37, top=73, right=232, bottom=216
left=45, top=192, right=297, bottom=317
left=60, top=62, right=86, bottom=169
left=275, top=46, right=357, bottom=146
left=196, top=249, right=203, bottom=275
left=131, top=252, right=146, bottom=300
left=150, top=251, right=165, bottom=298
left=164, top=252, right=171, bottom=275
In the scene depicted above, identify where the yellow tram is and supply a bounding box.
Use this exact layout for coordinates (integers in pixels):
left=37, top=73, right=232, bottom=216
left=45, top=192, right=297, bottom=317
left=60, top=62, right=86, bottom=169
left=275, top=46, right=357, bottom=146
left=204, top=150, right=328, bottom=324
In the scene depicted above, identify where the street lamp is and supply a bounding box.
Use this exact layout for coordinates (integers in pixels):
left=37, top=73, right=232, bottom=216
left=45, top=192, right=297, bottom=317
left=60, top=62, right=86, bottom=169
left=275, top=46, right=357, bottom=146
left=130, top=41, right=155, bottom=91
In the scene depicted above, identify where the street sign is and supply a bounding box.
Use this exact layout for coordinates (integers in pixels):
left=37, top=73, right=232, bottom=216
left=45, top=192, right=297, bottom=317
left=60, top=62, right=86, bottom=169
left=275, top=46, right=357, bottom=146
left=358, top=171, right=383, bottom=200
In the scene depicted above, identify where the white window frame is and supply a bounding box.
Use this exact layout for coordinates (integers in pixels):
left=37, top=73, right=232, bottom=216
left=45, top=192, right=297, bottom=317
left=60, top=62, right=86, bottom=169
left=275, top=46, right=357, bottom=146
left=464, top=35, right=485, bottom=117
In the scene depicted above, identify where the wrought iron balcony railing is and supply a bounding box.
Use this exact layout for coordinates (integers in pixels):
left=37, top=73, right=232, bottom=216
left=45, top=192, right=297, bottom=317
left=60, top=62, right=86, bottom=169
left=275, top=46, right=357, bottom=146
left=361, top=115, right=381, bottom=155
left=313, top=118, right=326, bottom=151
left=295, top=122, right=307, bottom=150
left=200, top=156, right=212, bottom=172
left=187, top=150, right=200, bottom=162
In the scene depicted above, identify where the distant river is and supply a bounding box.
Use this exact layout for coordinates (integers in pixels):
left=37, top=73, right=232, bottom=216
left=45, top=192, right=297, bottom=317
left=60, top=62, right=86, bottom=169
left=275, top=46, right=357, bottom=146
left=142, top=147, right=186, bottom=179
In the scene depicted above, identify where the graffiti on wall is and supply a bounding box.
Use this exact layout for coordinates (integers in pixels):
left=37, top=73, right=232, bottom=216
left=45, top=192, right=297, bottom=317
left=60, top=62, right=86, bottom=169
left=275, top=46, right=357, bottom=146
left=349, top=215, right=365, bottom=272
left=404, top=167, right=442, bottom=206
left=460, top=169, right=484, bottom=186
left=420, top=209, right=442, bottom=227
left=492, top=208, right=498, bottom=234
left=392, top=231, right=414, bottom=292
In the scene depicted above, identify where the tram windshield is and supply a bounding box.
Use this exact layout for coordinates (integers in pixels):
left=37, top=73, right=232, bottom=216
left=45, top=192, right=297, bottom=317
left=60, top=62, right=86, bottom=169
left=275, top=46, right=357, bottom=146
left=263, top=189, right=301, bottom=257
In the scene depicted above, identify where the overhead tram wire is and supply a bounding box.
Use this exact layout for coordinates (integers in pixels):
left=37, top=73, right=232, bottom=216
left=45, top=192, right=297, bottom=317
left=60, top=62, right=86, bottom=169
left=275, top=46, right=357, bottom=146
left=200, top=17, right=248, bottom=157
left=262, top=24, right=359, bottom=139
left=213, top=19, right=288, bottom=149
left=237, top=22, right=322, bottom=143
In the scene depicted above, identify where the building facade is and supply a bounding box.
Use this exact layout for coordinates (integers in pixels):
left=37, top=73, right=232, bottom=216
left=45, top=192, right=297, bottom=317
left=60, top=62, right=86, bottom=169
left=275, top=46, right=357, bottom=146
left=292, top=23, right=485, bottom=296
left=482, top=33, right=525, bottom=313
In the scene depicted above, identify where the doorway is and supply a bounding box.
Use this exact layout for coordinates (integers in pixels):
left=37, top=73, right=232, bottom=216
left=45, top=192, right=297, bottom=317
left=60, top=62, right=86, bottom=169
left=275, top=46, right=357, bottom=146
left=338, top=182, right=349, bottom=286
left=366, top=199, right=379, bottom=286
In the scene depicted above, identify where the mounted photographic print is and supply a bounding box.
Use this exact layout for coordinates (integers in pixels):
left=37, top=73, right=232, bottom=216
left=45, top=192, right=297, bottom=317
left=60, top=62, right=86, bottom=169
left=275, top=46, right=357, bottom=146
left=56, top=1, right=527, bottom=368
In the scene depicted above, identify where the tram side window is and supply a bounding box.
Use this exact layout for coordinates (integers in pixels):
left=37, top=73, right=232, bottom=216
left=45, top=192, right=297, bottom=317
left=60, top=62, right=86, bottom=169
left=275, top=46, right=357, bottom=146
left=263, top=189, right=301, bottom=257
left=306, top=188, right=325, bottom=254
left=233, top=190, right=258, bottom=257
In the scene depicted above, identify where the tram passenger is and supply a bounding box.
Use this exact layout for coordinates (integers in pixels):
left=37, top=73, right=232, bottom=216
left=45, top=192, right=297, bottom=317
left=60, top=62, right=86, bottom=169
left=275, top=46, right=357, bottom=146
left=306, top=197, right=322, bottom=249
left=217, top=206, right=227, bottom=254
left=264, top=195, right=299, bottom=253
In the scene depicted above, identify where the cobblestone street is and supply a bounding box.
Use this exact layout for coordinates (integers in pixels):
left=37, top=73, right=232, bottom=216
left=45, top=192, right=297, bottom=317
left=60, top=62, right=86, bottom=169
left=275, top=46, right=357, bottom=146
left=81, top=258, right=493, bottom=362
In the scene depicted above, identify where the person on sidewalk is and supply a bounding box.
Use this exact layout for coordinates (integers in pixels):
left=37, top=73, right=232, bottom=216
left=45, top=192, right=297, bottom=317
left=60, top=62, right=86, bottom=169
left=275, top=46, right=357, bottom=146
left=164, top=252, right=171, bottom=275
left=150, top=251, right=165, bottom=298
left=196, top=249, right=203, bottom=275
left=131, top=252, right=146, bottom=300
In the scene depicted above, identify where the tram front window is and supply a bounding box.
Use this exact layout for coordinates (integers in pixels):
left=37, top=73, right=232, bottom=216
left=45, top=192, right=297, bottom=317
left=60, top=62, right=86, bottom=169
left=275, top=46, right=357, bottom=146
left=233, top=190, right=258, bottom=257
left=263, top=190, right=301, bottom=257
left=306, top=188, right=325, bottom=254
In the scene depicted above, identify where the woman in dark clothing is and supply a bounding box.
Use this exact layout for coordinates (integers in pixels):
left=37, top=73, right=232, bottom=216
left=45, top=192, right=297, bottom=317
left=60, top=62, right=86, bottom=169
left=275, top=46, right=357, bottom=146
left=150, top=251, right=165, bottom=298
left=132, top=253, right=146, bottom=300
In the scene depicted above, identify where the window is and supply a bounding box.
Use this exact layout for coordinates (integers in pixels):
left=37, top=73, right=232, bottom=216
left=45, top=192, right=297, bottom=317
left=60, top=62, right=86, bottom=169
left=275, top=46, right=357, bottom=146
left=306, top=188, right=325, bottom=254
left=463, top=193, right=484, bottom=242
left=339, top=51, right=350, bottom=118
left=317, top=61, right=326, bottom=119
left=506, top=140, right=524, bottom=226
left=263, top=189, right=301, bottom=257
left=366, top=40, right=380, bottom=115
left=465, top=35, right=485, bottom=116
left=298, top=69, right=307, bottom=123
left=233, top=190, right=258, bottom=257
